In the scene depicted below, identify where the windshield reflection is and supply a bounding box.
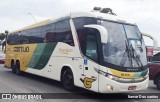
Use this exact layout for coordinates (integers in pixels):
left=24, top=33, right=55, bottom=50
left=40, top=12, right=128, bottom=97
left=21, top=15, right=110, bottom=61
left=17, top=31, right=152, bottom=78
left=101, top=20, right=147, bottom=68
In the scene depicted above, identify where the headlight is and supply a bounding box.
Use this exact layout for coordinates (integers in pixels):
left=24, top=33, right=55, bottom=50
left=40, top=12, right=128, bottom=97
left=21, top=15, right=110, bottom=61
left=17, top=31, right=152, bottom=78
left=106, top=73, right=120, bottom=81
left=107, top=74, right=115, bottom=80
left=98, top=69, right=118, bottom=80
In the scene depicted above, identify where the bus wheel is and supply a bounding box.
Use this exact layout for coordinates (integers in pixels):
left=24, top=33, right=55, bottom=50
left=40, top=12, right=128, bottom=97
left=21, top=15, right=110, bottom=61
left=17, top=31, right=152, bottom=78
left=15, top=62, right=21, bottom=75
left=62, top=68, right=75, bottom=91
left=11, top=61, right=15, bottom=73
left=155, top=76, right=160, bottom=90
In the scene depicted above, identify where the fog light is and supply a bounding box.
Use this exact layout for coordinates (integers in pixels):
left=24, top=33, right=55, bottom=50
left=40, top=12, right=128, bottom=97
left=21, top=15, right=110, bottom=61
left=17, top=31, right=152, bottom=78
left=107, top=84, right=113, bottom=90
left=108, top=75, right=114, bottom=80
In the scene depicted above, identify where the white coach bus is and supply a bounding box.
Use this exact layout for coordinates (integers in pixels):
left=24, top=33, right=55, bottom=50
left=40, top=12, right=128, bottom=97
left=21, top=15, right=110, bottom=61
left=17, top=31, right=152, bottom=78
left=5, top=8, right=150, bottom=93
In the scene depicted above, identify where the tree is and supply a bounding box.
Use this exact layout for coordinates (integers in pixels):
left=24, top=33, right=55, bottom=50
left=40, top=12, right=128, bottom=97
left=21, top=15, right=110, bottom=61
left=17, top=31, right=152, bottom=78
left=0, top=33, right=6, bottom=40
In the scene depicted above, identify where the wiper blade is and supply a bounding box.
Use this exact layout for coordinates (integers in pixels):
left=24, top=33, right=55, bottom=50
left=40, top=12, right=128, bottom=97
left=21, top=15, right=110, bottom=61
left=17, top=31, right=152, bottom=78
left=129, top=43, right=143, bottom=67
left=120, top=51, right=127, bottom=67
left=120, top=40, right=143, bottom=68
left=120, top=41, right=131, bottom=67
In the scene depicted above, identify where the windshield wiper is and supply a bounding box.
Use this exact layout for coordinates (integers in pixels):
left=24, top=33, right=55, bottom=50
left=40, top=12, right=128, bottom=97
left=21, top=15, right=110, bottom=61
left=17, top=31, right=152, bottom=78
left=129, top=44, right=143, bottom=67
left=120, top=40, right=143, bottom=68
left=120, top=41, right=132, bottom=67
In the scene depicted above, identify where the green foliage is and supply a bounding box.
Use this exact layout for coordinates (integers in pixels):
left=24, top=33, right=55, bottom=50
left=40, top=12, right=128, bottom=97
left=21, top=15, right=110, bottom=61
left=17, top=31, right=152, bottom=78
left=0, top=33, right=6, bottom=40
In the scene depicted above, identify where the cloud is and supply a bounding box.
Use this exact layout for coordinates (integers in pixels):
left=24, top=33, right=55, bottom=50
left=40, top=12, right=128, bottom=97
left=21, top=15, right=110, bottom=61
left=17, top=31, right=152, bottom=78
left=0, top=0, right=159, bottom=46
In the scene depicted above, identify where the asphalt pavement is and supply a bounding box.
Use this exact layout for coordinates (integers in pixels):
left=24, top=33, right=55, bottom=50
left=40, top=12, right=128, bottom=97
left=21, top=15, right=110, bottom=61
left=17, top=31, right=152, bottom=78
left=0, top=64, right=159, bottom=102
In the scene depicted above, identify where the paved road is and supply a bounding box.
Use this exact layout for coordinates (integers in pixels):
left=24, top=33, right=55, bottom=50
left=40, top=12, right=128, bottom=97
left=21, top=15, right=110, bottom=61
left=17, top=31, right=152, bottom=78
left=0, top=64, right=159, bottom=102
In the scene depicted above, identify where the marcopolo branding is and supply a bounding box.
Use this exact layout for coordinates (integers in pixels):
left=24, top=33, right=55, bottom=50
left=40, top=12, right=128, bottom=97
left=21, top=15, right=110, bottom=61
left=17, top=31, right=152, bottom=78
left=14, top=46, right=29, bottom=52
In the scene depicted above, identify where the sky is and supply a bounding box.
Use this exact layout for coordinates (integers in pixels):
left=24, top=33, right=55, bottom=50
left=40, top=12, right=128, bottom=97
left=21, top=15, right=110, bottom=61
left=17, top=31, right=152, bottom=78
left=0, top=0, right=159, bottom=46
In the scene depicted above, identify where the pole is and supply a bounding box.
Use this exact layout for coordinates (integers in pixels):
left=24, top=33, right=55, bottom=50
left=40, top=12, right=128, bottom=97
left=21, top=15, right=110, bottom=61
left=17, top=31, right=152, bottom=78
left=28, top=13, right=37, bottom=23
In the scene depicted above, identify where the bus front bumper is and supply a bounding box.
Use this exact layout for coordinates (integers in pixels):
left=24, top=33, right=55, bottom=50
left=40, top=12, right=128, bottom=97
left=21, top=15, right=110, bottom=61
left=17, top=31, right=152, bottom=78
left=98, top=75, right=149, bottom=93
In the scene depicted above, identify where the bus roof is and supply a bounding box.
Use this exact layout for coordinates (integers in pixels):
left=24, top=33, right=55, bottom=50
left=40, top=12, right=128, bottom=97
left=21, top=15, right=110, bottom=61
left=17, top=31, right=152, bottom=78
left=11, top=16, right=70, bottom=33
left=11, top=11, right=135, bottom=33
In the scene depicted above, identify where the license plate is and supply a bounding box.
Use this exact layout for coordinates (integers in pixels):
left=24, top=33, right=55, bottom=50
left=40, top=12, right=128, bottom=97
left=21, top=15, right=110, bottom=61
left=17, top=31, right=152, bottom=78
left=128, top=86, right=136, bottom=90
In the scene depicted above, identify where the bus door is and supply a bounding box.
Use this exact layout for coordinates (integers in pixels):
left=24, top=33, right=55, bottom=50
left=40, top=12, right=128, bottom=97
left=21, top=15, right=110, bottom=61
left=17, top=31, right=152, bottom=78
left=81, top=28, right=100, bottom=92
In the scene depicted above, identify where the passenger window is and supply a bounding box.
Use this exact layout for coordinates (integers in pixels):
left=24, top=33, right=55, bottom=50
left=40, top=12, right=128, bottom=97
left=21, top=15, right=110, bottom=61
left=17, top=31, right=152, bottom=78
left=22, top=27, right=43, bottom=44
left=85, top=29, right=99, bottom=62
left=44, top=20, right=74, bottom=46
left=43, top=23, right=56, bottom=42
left=56, top=20, right=74, bottom=46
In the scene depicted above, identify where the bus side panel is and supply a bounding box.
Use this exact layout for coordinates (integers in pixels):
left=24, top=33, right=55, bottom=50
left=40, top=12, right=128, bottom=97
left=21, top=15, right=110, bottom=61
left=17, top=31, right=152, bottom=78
left=57, top=57, right=85, bottom=88
left=5, top=44, right=37, bottom=71
left=45, top=42, right=85, bottom=89
left=5, top=44, right=15, bottom=68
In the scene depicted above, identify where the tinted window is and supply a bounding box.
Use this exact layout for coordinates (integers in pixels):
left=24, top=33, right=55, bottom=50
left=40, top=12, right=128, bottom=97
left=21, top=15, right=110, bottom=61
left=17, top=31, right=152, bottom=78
left=44, top=19, right=74, bottom=46
left=73, top=17, right=97, bottom=53
left=85, top=29, right=98, bottom=61
left=7, top=34, right=12, bottom=44
left=7, top=32, right=23, bottom=45
left=56, top=20, right=74, bottom=46
left=7, top=19, right=74, bottom=46
left=43, top=23, right=56, bottom=42
left=7, top=33, right=15, bottom=45
left=22, top=27, right=43, bottom=44
left=73, top=17, right=97, bottom=30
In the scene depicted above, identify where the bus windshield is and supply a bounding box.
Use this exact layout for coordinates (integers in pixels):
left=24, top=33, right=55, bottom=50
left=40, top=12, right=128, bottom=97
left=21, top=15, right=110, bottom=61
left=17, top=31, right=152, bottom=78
left=101, top=20, right=147, bottom=70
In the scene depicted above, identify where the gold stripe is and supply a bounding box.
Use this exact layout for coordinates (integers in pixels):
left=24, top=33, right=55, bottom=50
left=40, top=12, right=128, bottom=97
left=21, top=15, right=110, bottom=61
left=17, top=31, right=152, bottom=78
left=109, top=68, right=140, bottom=78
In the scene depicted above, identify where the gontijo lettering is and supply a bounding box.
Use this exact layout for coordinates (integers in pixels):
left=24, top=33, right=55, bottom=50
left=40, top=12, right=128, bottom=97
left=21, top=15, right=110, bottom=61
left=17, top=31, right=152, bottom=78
left=14, top=46, right=29, bottom=52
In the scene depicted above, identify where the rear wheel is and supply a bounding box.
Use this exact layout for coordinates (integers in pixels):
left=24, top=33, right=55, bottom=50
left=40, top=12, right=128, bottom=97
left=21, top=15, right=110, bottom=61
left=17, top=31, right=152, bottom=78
left=155, top=76, right=160, bottom=90
left=15, top=62, right=21, bottom=75
left=11, top=61, right=15, bottom=73
left=62, top=69, right=75, bottom=91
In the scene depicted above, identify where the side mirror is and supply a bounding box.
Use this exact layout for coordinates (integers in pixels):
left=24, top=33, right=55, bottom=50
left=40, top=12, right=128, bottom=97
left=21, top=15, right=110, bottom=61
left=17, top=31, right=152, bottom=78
left=84, top=24, right=108, bottom=43
left=141, top=32, right=158, bottom=49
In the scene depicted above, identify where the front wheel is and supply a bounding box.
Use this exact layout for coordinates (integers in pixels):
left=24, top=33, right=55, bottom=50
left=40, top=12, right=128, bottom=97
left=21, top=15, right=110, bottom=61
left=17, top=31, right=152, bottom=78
left=62, top=69, right=75, bottom=91
left=155, top=76, right=160, bottom=90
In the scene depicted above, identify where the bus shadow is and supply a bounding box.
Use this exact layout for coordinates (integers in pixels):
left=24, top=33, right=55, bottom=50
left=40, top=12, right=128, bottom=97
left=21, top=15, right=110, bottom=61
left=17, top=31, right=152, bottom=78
left=16, top=71, right=64, bottom=90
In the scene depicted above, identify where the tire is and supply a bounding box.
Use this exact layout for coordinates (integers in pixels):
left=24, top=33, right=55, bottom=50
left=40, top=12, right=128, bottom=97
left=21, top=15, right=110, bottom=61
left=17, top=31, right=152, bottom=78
left=11, top=62, right=15, bottom=73
left=155, top=76, right=160, bottom=90
left=62, top=69, right=75, bottom=91
left=15, top=62, right=21, bottom=75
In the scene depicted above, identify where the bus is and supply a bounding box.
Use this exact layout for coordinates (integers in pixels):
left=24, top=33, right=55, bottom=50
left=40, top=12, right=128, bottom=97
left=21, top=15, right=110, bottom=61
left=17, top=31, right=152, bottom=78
left=5, top=10, right=150, bottom=93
